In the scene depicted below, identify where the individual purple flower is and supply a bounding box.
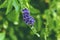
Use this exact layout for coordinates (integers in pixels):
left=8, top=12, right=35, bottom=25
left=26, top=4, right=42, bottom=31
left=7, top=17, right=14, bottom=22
left=28, top=16, right=35, bottom=25
left=22, top=8, right=30, bottom=16
left=22, top=8, right=30, bottom=19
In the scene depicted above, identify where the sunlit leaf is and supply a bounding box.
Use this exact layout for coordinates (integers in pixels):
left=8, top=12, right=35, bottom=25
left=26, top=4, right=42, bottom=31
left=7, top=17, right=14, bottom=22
left=6, top=10, right=19, bottom=25
left=6, top=0, right=12, bottom=15
left=0, top=31, right=6, bottom=40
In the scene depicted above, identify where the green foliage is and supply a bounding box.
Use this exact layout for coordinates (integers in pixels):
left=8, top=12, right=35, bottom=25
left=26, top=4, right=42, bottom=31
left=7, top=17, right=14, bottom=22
left=0, top=31, right=5, bottom=40
left=0, top=0, right=60, bottom=40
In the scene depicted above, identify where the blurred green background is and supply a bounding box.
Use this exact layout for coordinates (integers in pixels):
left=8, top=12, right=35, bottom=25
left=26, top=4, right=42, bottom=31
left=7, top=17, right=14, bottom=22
left=0, top=0, right=60, bottom=40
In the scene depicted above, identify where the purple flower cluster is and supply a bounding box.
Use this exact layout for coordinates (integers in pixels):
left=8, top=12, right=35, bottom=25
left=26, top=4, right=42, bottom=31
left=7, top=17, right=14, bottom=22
left=22, top=8, right=35, bottom=26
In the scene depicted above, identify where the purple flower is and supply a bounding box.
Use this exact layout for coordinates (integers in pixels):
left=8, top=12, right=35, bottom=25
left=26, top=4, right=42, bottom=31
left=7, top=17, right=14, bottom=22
left=22, top=8, right=30, bottom=16
left=28, top=16, right=35, bottom=25
left=23, top=16, right=35, bottom=26
left=22, top=8, right=35, bottom=26
left=22, top=8, right=30, bottom=19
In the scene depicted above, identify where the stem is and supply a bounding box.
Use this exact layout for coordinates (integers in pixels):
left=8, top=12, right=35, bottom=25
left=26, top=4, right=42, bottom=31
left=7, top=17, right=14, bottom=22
left=30, top=26, right=40, bottom=37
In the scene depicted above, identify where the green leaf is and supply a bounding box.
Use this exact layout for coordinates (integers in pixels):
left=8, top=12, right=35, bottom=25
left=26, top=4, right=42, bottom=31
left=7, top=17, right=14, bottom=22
left=6, top=10, right=19, bottom=25
left=0, top=31, right=6, bottom=40
left=36, top=15, right=42, bottom=32
left=9, top=27, right=17, bottom=40
left=12, top=0, right=20, bottom=13
left=0, top=0, right=7, bottom=8
left=3, top=20, right=8, bottom=29
left=6, top=0, right=12, bottom=15
left=29, top=5, right=40, bottom=14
